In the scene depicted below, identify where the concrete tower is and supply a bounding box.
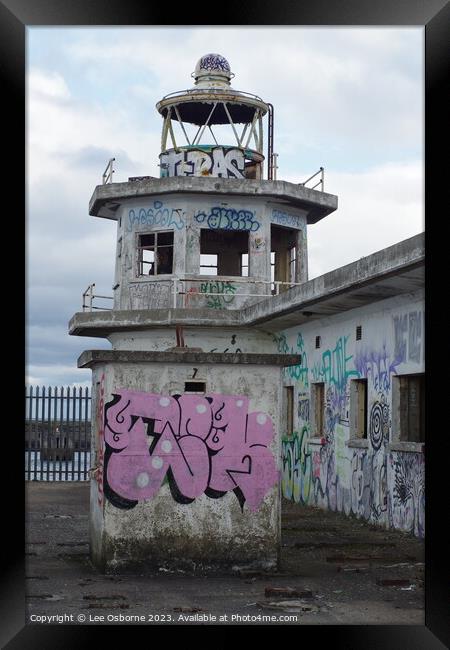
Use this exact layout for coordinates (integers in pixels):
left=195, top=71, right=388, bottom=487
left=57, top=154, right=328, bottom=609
left=69, top=53, right=338, bottom=572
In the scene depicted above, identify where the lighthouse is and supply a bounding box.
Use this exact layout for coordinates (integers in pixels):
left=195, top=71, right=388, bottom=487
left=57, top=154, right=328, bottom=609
left=69, top=53, right=338, bottom=572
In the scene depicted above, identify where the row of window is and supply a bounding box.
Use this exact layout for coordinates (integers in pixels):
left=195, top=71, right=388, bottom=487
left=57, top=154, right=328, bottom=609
left=135, top=227, right=298, bottom=284
left=285, top=374, right=425, bottom=444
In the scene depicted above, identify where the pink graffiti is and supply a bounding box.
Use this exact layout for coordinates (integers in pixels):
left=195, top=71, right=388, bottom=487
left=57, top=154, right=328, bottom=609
left=94, top=373, right=105, bottom=507
left=104, top=389, right=278, bottom=512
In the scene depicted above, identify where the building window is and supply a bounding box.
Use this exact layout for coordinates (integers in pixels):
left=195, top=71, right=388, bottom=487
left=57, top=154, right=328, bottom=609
left=356, top=325, right=362, bottom=340
left=285, top=386, right=294, bottom=437
left=394, top=374, right=425, bottom=444
left=137, top=231, right=174, bottom=276
left=184, top=381, right=206, bottom=393
left=350, top=379, right=368, bottom=439
left=311, top=382, right=325, bottom=437
left=200, top=254, right=218, bottom=275
left=315, top=336, right=321, bottom=349
left=271, top=224, right=298, bottom=293
left=200, top=229, right=248, bottom=277
left=240, top=253, right=249, bottom=277
left=289, top=245, right=296, bottom=283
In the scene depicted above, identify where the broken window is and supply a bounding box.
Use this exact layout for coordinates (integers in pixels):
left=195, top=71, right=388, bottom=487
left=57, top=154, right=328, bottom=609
left=137, top=231, right=174, bottom=276
left=350, top=379, right=368, bottom=439
left=285, top=386, right=294, bottom=437
left=200, top=229, right=249, bottom=277
left=394, top=374, right=425, bottom=443
left=312, top=382, right=325, bottom=437
left=271, top=224, right=298, bottom=293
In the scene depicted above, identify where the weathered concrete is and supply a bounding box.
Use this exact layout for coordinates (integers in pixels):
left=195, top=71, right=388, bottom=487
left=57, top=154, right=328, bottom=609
left=89, top=176, right=338, bottom=223
left=69, top=233, right=424, bottom=337
left=78, top=349, right=301, bottom=368
left=69, top=308, right=242, bottom=336
left=276, top=288, right=425, bottom=537
left=25, top=482, right=425, bottom=626
left=242, top=232, right=424, bottom=329
left=87, top=360, right=285, bottom=572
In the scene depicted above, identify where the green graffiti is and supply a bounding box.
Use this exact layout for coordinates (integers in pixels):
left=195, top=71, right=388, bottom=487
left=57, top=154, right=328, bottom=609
left=273, top=331, right=309, bottom=386
left=200, top=280, right=237, bottom=309
left=311, top=335, right=359, bottom=394
left=281, top=427, right=312, bottom=505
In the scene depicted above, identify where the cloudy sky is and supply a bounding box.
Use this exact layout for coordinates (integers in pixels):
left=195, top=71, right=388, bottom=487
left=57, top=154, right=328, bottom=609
left=26, top=26, right=424, bottom=388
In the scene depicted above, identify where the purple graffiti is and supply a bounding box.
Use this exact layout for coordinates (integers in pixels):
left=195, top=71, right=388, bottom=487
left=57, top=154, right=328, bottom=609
left=103, top=389, right=278, bottom=512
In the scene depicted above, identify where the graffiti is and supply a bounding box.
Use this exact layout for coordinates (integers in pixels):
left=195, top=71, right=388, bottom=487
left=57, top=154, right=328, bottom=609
left=198, top=53, right=231, bottom=73
left=194, top=206, right=260, bottom=231
left=298, top=398, right=310, bottom=423
left=369, top=394, right=390, bottom=451
left=271, top=209, right=304, bottom=230
left=129, top=282, right=172, bottom=309
left=393, top=314, right=408, bottom=363
left=250, top=236, right=266, bottom=253
left=334, top=424, right=348, bottom=479
left=272, top=331, right=308, bottom=386
left=126, top=202, right=185, bottom=232
left=370, top=450, right=387, bottom=521
left=210, top=334, right=242, bottom=354
left=350, top=451, right=371, bottom=518
left=389, top=452, right=425, bottom=537
left=281, top=428, right=312, bottom=505
left=94, top=373, right=105, bottom=508
left=353, top=345, right=400, bottom=392
left=103, top=389, right=278, bottom=512
left=408, top=311, right=422, bottom=363
left=200, top=280, right=237, bottom=309
left=278, top=321, right=424, bottom=537
left=311, top=336, right=358, bottom=416
left=160, top=147, right=245, bottom=179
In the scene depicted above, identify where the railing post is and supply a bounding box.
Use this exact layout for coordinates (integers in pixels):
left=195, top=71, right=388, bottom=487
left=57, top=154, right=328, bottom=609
left=272, top=153, right=278, bottom=180
left=173, top=278, right=178, bottom=308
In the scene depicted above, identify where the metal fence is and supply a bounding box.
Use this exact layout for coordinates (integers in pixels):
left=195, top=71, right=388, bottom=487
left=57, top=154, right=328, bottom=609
left=25, top=386, right=92, bottom=481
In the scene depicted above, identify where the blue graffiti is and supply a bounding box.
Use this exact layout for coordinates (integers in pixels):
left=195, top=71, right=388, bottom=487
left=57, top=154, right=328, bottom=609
left=272, top=332, right=308, bottom=385
left=194, top=207, right=260, bottom=232
left=271, top=209, right=304, bottom=230
left=127, top=201, right=185, bottom=232
left=353, top=344, right=401, bottom=392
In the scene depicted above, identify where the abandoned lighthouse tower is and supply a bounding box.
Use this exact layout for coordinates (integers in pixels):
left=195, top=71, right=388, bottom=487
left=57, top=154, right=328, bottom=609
left=69, top=52, right=339, bottom=572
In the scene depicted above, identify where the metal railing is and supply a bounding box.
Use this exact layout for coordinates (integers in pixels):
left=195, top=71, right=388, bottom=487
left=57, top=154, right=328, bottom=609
left=102, top=157, right=115, bottom=184
left=300, top=167, right=324, bottom=192
left=25, top=386, right=92, bottom=481
left=81, top=277, right=303, bottom=311
left=82, top=284, right=114, bottom=312
left=176, top=277, right=302, bottom=309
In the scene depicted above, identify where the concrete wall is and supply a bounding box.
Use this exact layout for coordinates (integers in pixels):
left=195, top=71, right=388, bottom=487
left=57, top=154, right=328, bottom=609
left=113, top=194, right=307, bottom=311
left=274, top=289, right=425, bottom=538
left=89, top=360, right=283, bottom=571
left=107, top=327, right=274, bottom=353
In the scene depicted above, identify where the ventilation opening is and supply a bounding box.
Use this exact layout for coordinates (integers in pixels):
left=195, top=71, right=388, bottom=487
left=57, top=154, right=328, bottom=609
left=184, top=381, right=206, bottom=393
left=356, top=325, right=362, bottom=340
left=315, top=336, right=321, bottom=349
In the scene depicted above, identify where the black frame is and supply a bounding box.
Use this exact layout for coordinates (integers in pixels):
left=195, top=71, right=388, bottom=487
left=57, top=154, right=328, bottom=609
left=8, top=1, right=448, bottom=648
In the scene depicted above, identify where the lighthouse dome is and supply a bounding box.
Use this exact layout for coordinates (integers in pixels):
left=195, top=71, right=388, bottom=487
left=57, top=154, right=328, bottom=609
left=192, top=53, right=234, bottom=87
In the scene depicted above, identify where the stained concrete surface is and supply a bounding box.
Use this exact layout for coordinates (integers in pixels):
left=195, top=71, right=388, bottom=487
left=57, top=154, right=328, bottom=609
left=25, top=483, right=424, bottom=626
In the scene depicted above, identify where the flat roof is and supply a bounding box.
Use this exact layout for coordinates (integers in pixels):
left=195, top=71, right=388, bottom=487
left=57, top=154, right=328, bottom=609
left=89, top=176, right=338, bottom=224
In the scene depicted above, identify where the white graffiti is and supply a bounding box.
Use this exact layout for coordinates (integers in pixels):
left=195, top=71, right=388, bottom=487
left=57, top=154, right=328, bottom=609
left=160, top=147, right=245, bottom=178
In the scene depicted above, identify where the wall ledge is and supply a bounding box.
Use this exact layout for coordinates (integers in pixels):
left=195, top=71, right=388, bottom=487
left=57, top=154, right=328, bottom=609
left=307, top=437, right=326, bottom=446
left=346, top=438, right=369, bottom=449
left=388, top=442, right=425, bottom=454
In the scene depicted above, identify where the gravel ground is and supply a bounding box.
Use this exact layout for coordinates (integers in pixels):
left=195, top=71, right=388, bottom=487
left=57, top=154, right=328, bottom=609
left=25, top=482, right=425, bottom=626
